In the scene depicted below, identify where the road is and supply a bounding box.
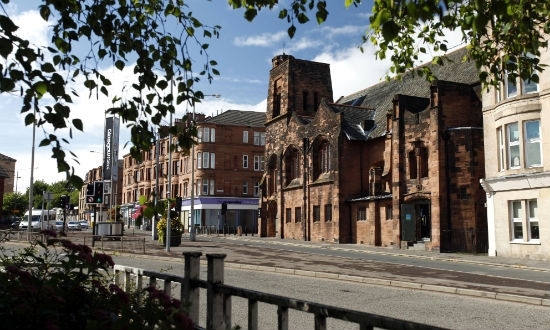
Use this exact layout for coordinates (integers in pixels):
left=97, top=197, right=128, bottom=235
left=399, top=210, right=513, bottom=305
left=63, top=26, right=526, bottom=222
left=110, top=252, right=550, bottom=330
left=3, top=230, right=549, bottom=329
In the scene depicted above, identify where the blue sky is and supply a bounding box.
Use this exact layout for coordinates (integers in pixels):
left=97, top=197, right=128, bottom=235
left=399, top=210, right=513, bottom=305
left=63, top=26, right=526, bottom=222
left=2, top=1, right=455, bottom=192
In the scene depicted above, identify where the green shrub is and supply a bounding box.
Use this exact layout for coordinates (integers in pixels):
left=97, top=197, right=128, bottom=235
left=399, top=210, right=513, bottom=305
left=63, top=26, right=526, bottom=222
left=0, top=230, right=193, bottom=330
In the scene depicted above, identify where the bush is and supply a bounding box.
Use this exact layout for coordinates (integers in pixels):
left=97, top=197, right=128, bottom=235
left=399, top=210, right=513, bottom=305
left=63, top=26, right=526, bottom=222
left=157, top=216, right=184, bottom=244
left=0, top=230, right=193, bottom=330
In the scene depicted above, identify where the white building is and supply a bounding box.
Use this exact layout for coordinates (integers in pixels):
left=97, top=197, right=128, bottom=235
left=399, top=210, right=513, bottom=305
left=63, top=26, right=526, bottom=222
left=480, top=47, right=550, bottom=260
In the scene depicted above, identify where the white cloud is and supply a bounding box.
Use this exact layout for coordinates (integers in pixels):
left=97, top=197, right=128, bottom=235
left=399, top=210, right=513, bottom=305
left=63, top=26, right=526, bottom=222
left=12, top=10, right=49, bottom=48
left=234, top=31, right=288, bottom=47
left=285, top=37, right=324, bottom=53
left=318, top=24, right=367, bottom=39
left=313, top=44, right=393, bottom=100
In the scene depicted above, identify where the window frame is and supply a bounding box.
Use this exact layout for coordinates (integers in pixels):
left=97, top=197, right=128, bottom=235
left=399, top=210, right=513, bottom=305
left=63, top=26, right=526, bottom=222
left=313, top=205, right=320, bottom=222
left=324, top=204, right=332, bottom=222
left=254, top=155, right=264, bottom=171
left=243, top=155, right=249, bottom=169
left=527, top=200, right=539, bottom=241
left=524, top=120, right=542, bottom=168
left=357, top=207, right=367, bottom=221
left=510, top=200, right=523, bottom=241
left=295, top=207, right=302, bottom=223
left=507, top=122, right=521, bottom=169
left=285, top=208, right=292, bottom=223
left=254, top=131, right=266, bottom=146
left=505, top=72, right=518, bottom=98
left=497, top=127, right=505, bottom=171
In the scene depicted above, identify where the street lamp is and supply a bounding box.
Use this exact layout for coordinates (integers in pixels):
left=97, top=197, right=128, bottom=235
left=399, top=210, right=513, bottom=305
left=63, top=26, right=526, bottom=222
left=189, top=93, right=221, bottom=242
left=27, top=106, right=37, bottom=237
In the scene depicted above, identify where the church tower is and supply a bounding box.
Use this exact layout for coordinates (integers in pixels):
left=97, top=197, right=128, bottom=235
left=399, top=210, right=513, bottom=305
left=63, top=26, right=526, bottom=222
left=266, top=54, right=333, bottom=122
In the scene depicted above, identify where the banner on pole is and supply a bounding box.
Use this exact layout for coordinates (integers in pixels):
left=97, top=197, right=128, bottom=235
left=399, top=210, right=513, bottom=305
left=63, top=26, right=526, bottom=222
left=103, top=116, right=120, bottom=181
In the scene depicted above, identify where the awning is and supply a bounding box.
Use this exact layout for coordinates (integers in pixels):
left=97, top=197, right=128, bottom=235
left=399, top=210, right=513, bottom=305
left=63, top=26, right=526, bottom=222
left=132, top=205, right=147, bottom=219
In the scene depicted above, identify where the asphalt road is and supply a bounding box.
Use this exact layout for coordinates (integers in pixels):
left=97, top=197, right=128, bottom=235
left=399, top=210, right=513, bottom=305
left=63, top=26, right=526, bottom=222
left=3, top=230, right=549, bottom=329
left=110, top=250, right=550, bottom=330
left=80, top=230, right=549, bottom=303
left=5, top=229, right=550, bottom=303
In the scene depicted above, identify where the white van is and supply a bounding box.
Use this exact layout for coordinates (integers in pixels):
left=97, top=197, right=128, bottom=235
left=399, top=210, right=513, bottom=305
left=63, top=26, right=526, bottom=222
left=19, top=209, right=57, bottom=231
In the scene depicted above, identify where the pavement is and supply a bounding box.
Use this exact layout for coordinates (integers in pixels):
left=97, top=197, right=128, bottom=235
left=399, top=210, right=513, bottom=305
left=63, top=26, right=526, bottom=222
left=6, top=229, right=550, bottom=306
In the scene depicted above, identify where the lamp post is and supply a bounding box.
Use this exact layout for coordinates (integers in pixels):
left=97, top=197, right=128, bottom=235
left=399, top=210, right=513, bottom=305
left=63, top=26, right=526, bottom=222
left=166, top=103, right=173, bottom=252
left=27, top=107, right=37, bottom=238
left=189, top=93, right=221, bottom=242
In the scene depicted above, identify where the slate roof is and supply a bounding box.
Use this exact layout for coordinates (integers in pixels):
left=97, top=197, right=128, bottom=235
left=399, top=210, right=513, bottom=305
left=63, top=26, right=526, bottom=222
left=336, top=46, right=480, bottom=139
left=326, top=103, right=376, bottom=141
left=204, top=110, right=266, bottom=127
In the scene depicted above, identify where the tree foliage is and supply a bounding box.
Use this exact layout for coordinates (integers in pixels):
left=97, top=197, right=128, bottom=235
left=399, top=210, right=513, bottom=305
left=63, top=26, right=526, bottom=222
left=3, top=179, right=86, bottom=213
left=230, top=0, right=549, bottom=88
left=0, top=233, right=193, bottom=329
left=1, top=0, right=220, bottom=188
left=1, top=192, right=27, bottom=219
left=3, top=0, right=548, bottom=188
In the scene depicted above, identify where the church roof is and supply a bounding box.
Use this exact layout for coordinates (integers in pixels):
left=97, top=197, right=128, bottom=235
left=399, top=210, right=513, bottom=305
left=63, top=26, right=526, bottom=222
left=337, top=46, right=480, bottom=139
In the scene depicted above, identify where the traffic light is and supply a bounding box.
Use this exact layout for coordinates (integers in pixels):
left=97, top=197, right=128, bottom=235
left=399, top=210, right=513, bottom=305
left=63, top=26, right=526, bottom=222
left=93, top=181, right=104, bottom=204
left=60, top=195, right=69, bottom=209
left=86, top=183, right=95, bottom=203
left=175, top=197, right=182, bottom=211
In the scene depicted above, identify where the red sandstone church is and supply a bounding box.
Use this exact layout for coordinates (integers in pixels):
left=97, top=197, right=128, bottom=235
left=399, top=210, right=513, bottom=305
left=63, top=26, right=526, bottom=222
left=258, top=48, right=487, bottom=253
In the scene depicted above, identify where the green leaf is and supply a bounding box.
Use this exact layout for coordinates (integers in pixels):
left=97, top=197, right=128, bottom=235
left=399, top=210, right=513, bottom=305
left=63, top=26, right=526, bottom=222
left=244, top=8, right=258, bottom=21
left=84, top=79, right=97, bottom=90
left=288, top=25, right=296, bottom=38
left=115, top=60, right=125, bottom=70
left=0, top=37, right=13, bottom=58
left=34, top=81, right=48, bottom=98
left=39, top=5, right=51, bottom=21
left=381, top=20, right=399, bottom=42
left=0, top=77, right=15, bottom=92
left=72, top=118, right=83, bottom=131
left=41, top=62, right=56, bottom=73
left=0, top=15, right=18, bottom=34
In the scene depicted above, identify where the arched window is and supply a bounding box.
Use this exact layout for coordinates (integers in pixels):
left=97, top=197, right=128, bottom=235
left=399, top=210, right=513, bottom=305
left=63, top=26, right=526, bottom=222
left=267, top=155, right=277, bottom=196
left=313, top=139, right=331, bottom=180
left=408, top=150, right=417, bottom=179
left=284, top=147, right=300, bottom=186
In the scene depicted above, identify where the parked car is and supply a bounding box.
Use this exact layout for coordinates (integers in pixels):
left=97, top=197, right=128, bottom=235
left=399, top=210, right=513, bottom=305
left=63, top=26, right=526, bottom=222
left=11, top=219, right=21, bottom=229
left=55, top=221, right=65, bottom=231
left=67, top=221, right=81, bottom=231
left=79, top=220, right=89, bottom=230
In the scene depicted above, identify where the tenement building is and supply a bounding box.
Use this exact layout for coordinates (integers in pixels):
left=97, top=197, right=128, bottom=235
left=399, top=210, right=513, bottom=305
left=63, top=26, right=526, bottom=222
left=480, top=45, right=549, bottom=261
left=259, top=48, right=488, bottom=253
left=120, top=110, right=266, bottom=233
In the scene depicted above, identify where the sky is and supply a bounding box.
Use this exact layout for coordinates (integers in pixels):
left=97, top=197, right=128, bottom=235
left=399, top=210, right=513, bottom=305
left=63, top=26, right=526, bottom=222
left=1, top=1, right=460, bottom=193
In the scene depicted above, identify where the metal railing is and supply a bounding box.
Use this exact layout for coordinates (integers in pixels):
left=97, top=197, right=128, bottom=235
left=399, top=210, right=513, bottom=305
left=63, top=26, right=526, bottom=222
left=113, top=252, right=446, bottom=330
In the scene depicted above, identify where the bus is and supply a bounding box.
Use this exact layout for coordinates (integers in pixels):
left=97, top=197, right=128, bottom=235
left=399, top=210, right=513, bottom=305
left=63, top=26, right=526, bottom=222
left=19, top=209, right=57, bottom=231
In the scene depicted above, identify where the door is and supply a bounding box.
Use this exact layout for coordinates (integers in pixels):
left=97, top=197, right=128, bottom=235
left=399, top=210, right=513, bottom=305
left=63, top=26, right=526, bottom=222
left=401, top=203, right=416, bottom=241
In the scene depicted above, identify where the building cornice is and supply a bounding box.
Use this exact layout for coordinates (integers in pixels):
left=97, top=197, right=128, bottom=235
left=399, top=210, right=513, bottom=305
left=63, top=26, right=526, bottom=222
left=481, top=171, right=550, bottom=193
